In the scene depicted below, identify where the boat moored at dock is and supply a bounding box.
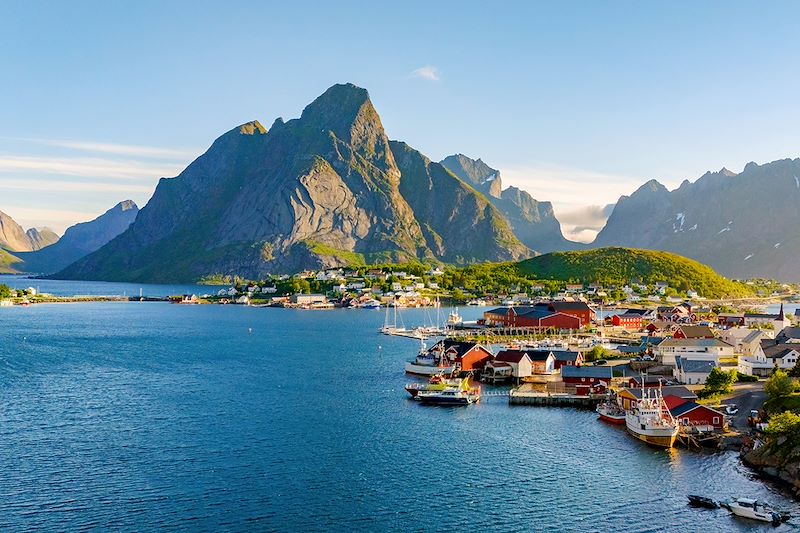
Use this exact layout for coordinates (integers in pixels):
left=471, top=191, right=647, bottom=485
left=415, top=378, right=480, bottom=405
left=625, top=386, right=679, bottom=448
left=596, top=401, right=626, bottom=424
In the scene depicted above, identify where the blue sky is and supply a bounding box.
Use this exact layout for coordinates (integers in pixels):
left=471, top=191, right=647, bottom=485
left=2, top=1, right=799, bottom=240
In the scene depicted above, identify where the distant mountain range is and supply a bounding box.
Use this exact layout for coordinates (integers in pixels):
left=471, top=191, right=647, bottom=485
left=6, top=82, right=800, bottom=283
left=593, top=159, right=800, bottom=281
left=0, top=211, right=58, bottom=252
left=0, top=201, right=138, bottom=274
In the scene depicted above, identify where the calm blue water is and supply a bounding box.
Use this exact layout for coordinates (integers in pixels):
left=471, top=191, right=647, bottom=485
left=0, top=289, right=797, bottom=531
left=0, top=274, right=211, bottom=297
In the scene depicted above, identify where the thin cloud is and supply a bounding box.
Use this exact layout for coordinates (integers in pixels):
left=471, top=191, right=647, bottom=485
left=0, top=177, right=153, bottom=194
left=3, top=137, right=200, bottom=160
left=0, top=155, right=183, bottom=180
left=410, top=65, right=440, bottom=81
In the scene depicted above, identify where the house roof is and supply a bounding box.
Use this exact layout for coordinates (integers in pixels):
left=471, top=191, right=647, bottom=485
left=675, top=325, right=715, bottom=338
left=434, top=340, right=486, bottom=358
left=670, top=401, right=724, bottom=418
left=760, top=341, right=800, bottom=360
left=776, top=327, right=800, bottom=343
left=525, top=350, right=557, bottom=362
left=561, top=366, right=613, bottom=379
left=553, top=351, right=581, bottom=362
left=495, top=350, right=531, bottom=364
left=675, top=356, right=716, bottom=374
left=658, top=338, right=733, bottom=349
left=617, top=312, right=644, bottom=319
left=550, top=301, right=593, bottom=313
left=624, top=386, right=697, bottom=400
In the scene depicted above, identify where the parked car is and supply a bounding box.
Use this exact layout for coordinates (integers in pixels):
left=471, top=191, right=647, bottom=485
left=593, top=359, right=608, bottom=366
left=725, top=405, right=739, bottom=415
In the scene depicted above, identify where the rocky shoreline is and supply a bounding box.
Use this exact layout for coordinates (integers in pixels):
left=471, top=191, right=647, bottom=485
left=741, top=437, right=800, bottom=498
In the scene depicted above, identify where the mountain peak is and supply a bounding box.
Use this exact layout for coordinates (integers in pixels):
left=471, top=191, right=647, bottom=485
left=238, top=120, right=266, bottom=135
left=116, top=200, right=138, bottom=211
left=301, top=83, right=371, bottom=124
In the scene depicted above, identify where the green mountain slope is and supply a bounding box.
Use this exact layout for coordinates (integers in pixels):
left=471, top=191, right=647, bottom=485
left=516, top=247, right=754, bottom=298
left=0, top=249, right=22, bottom=274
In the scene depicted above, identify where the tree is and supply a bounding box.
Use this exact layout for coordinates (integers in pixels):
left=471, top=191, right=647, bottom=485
left=699, top=368, right=736, bottom=398
left=584, top=345, right=609, bottom=363
left=0, top=284, right=10, bottom=299
left=765, top=369, right=795, bottom=400
left=789, top=363, right=800, bottom=378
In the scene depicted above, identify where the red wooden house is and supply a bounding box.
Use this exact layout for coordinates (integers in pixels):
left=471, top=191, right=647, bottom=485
left=669, top=401, right=726, bottom=430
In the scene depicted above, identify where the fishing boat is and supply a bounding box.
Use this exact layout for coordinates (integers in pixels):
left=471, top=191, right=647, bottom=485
left=596, top=401, right=626, bottom=424
left=361, top=299, right=381, bottom=309
left=687, top=495, right=718, bottom=509
left=722, top=498, right=784, bottom=525
left=416, top=378, right=480, bottom=405
left=404, top=338, right=456, bottom=376
left=404, top=373, right=461, bottom=398
left=625, top=386, right=679, bottom=448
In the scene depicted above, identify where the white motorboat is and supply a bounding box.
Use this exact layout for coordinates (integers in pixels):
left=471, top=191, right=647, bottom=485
left=724, top=498, right=784, bottom=525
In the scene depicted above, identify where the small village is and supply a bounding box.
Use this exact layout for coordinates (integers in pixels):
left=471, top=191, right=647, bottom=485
left=400, top=294, right=800, bottom=462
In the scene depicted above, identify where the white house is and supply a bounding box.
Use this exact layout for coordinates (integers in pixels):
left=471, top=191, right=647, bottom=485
left=738, top=340, right=800, bottom=377
left=263, top=286, right=278, bottom=294
left=290, top=294, right=327, bottom=305
left=674, top=357, right=717, bottom=385
left=654, top=338, right=734, bottom=366
left=494, top=350, right=533, bottom=378
left=720, top=328, right=766, bottom=356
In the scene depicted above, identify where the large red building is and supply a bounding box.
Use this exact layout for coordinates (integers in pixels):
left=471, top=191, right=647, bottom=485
left=484, top=302, right=594, bottom=329
left=611, top=313, right=643, bottom=330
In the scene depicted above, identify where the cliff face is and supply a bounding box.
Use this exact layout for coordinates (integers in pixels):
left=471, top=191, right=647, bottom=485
left=53, top=84, right=529, bottom=282
left=593, top=160, right=800, bottom=281
left=0, top=211, right=58, bottom=252
left=14, top=201, right=139, bottom=274
left=441, top=154, right=576, bottom=253
left=391, top=141, right=528, bottom=262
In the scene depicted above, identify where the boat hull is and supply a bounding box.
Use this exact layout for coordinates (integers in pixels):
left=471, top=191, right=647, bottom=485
left=417, top=395, right=472, bottom=405
left=626, top=428, right=677, bottom=448
left=598, top=413, right=626, bottom=425
left=405, top=362, right=454, bottom=376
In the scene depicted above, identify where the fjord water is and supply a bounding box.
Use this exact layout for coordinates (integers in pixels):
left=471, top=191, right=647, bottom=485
left=0, top=297, right=797, bottom=531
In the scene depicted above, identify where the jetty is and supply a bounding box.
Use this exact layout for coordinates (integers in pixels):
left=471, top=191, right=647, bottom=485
left=509, top=388, right=605, bottom=407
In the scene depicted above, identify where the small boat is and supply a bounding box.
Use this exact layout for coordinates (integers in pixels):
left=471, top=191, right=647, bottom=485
left=404, top=374, right=461, bottom=398
left=687, top=495, right=718, bottom=509
left=416, top=378, right=480, bottom=405
left=625, top=385, right=679, bottom=448
left=723, top=497, right=784, bottom=525
left=404, top=338, right=455, bottom=376
left=596, top=401, right=626, bottom=424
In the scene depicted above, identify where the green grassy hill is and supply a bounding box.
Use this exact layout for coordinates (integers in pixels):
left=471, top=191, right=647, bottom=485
left=516, top=247, right=754, bottom=298
left=0, top=249, right=21, bottom=274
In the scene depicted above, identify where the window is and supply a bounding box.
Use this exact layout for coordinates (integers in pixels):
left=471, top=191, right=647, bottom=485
left=713, top=417, right=720, bottom=425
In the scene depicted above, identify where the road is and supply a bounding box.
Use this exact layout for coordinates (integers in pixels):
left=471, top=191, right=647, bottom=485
left=723, top=382, right=766, bottom=429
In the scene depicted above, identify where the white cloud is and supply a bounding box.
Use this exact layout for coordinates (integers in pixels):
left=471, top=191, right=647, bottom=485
left=0, top=206, right=102, bottom=235
left=501, top=162, right=641, bottom=243
left=21, top=139, right=199, bottom=160
left=410, top=65, right=440, bottom=81
left=0, top=177, right=153, bottom=194
left=0, top=155, right=183, bottom=180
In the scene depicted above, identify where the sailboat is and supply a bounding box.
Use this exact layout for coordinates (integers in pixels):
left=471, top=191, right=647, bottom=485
left=380, top=299, right=409, bottom=335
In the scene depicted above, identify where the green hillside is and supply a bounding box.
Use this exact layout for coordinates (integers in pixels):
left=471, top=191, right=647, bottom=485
left=516, top=247, right=754, bottom=298
left=0, top=249, right=21, bottom=274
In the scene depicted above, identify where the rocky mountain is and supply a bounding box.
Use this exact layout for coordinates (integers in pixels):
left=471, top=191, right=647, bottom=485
left=440, top=154, right=503, bottom=199
left=593, top=159, right=800, bottom=281
left=55, top=84, right=530, bottom=282
left=0, top=211, right=58, bottom=252
left=10, top=201, right=139, bottom=274
left=391, top=141, right=526, bottom=262
left=440, top=154, right=578, bottom=253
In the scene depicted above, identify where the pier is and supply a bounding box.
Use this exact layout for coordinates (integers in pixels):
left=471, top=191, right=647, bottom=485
left=508, top=389, right=604, bottom=407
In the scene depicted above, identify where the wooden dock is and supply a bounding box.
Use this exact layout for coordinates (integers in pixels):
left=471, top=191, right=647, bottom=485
left=508, top=390, right=604, bottom=408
